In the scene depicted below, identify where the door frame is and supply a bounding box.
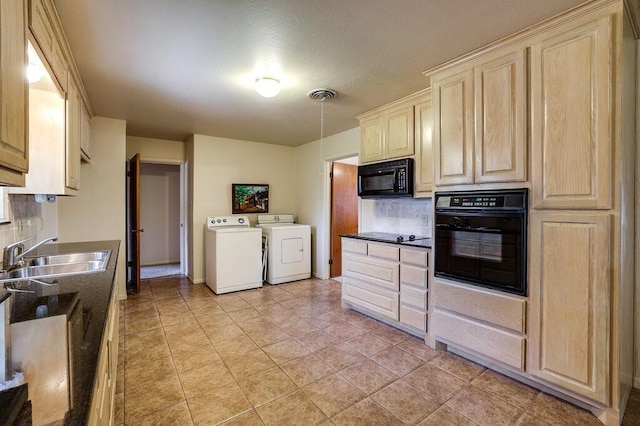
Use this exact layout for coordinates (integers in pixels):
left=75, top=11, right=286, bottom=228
left=321, top=155, right=360, bottom=280
left=138, top=157, right=188, bottom=277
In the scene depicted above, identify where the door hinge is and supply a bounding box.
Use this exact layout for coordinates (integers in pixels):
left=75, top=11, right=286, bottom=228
left=329, top=259, right=333, bottom=265
left=329, top=172, right=333, bottom=178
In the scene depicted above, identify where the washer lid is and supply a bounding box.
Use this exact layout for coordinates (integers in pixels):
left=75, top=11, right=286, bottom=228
left=207, top=215, right=251, bottom=228
left=257, top=214, right=294, bottom=225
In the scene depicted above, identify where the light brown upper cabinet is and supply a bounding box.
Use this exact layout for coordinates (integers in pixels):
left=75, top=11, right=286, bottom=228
left=65, top=75, right=81, bottom=190
left=530, top=14, right=612, bottom=209
left=80, top=99, right=92, bottom=162
left=432, top=47, right=526, bottom=186
left=29, top=0, right=68, bottom=93
left=0, top=0, right=29, bottom=186
left=414, top=90, right=434, bottom=195
left=358, top=99, right=415, bottom=164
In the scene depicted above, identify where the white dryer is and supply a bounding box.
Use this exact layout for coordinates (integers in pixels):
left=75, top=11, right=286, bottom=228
left=205, top=215, right=262, bottom=294
left=257, top=214, right=311, bottom=284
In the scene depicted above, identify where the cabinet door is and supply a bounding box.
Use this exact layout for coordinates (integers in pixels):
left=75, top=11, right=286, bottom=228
left=80, top=99, right=91, bottom=161
left=0, top=0, right=28, bottom=182
left=29, top=0, right=67, bottom=92
left=414, top=98, right=434, bottom=194
left=385, top=105, right=414, bottom=159
left=359, top=116, right=384, bottom=163
left=474, top=49, right=526, bottom=183
left=433, top=68, right=474, bottom=185
left=531, top=15, right=612, bottom=209
left=65, top=76, right=81, bottom=190
left=528, top=212, right=610, bottom=403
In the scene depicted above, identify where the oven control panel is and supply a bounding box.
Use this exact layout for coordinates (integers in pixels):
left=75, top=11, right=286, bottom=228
left=450, top=196, right=502, bottom=208
left=436, top=189, right=527, bottom=210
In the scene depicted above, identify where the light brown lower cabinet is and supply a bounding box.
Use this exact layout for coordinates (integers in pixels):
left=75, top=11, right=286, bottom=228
left=341, top=237, right=430, bottom=337
left=528, top=211, right=611, bottom=404
left=88, top=285, right=119, bottom=425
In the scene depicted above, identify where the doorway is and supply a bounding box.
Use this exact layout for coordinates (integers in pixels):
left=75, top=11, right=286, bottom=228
left=127, top=156, right=187, bottom=292
left=330, top=156, right=359, bottom=278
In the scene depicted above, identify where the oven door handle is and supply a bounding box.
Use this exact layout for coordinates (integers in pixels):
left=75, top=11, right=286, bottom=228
left=435, top=224, right=501, bottom=232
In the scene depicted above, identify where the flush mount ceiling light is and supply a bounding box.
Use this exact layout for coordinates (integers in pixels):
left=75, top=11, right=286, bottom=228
left=255, top=77, right=281, bottom=98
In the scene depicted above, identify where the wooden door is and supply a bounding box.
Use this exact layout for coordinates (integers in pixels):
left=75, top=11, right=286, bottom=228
left=385, top=105, right=414, bottom=159
left=330, top=162, right=358, bottom=278
left=531, top=15, right=612, bottom=209
left=528, top=211, right=610, bottom=403
left=414, top=95, right=433, bottom=194
left=433, top=67, right=474, bottom=185
left=359, top=116, right=384, bottom=164
left=127, top=154, right=142, bottom=293
left=474, top=48, right=526, bottom=183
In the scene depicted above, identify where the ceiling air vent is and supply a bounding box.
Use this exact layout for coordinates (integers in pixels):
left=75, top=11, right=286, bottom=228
left=307, top=89, right=337, bottom=101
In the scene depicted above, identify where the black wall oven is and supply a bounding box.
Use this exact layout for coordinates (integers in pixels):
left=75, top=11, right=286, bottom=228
left=434, top=189, right=528, bottom=296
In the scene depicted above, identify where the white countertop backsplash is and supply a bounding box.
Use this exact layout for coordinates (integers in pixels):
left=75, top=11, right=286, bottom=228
left=360, top=197, right=432, bottom=237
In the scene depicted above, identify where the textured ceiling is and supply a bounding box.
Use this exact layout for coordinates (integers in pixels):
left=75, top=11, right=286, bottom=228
left=53, top=0, right=587, bottom=147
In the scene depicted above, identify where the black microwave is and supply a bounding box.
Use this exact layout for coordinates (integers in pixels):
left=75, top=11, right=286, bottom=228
left=357, top=158, right=414, bottom=199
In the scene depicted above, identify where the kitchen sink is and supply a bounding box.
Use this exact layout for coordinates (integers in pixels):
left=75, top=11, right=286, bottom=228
left=0, top=250, right=111, bottom=283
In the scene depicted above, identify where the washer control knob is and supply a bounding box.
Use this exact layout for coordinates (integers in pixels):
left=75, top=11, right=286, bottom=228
left=223, top=218, right=227, bottom=222
left=238, top=218, right=245, bottom=224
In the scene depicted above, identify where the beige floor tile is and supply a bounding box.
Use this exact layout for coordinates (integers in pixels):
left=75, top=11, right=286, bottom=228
left=303, top=373, right=366, bottom=417
left=124, top=327, right=167, bottom=357
left=125, top=374, right=185, bottom=420
left=525, top=393, right=602, bottom=425
left=124, top=314, right=164, bottom=335
left=331, top=397, right=404, bottom=426
left=187, top=382, right=252, bottom=425
left=396, top=337, right=443, bottom=362
left=263, top=338, right=311, bottom=364
left=281, top=354, right=336, bottom=387
left=371, top=346, right=424, bottom=377
left=125, top=344, right=174, bottom=371
left=172, top=345, right=222, bottom=374
left=430, top=352, right=485, bottom=382
left=296, top=330, right=342, bottom=352
left=217, top=298, right=253, bottom=312
left=178, top=359, right=235, bottom=398
left=343, top=332, right=392, bottom=357
left=125, top=355, right=177, bottom=389
left=514, top=413, right=552, bottom=425
left=471, top=369, right=540, bottom=410
left=227, top=307, right=262, bottom=322
left=371, top=380, right=440, bottom=424
left=446, top=386, right=523, bottom=426
left=165, top=330, right=213, bottom=353
left=340, top=359, right=398, bottom=395
left=247, top=327, right=291, bottom=347
left=256, top=390, right=327, bottom=426
left=126, top=401, right=194, bottom=425
left=202, top=322, right=246, bottom=343
left=403, top=363, right=467, bottom=403
left=323, top=321, right=367, bottom=340
left=278, top=318, right=321, bottom=338
left=225, top=348, right=278, bottom=379
left=369, top=324, right=412, bottom=345
left=220, top=409, right=265, bottom=425
left=113, top=391, right=124, bottom=425
left=236, top=316, right=275, bottom=334
left=237, top=367, right=299, bottom=406
left=160, top=310, right=198, bottom=327
left=418, top=404, right=477, bottom=425
left=214, top=334, right=259, bottom=359
left=315, top=343, right=367, bottom=371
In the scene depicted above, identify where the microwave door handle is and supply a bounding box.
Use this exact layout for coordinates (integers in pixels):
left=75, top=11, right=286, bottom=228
left=393, top=169, right=398, bottom=192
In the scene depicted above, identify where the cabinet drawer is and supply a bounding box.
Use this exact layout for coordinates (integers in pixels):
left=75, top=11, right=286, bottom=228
left=342, top=238, right=367, bottom=255
left=434, top=279, right=525, bottom=333
left=433, top=309, right=524, bottom=370
left=400, top=284, right=427, bottom=310
left=368, top=243, right=399, bottom=261
left=343, top=277, right=399, bottom=320
left=401, top=248, right=429, bottom=267
left=343, top=254, right=399, bottom=291
left=400, top=305, right=427, bottom=332
left=400, top=264, right=428, bottom=289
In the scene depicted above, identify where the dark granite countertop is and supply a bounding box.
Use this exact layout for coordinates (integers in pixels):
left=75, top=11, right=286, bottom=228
left=341, top=232, right=432, bottom=249
left=3, top=240, right=120, bottom=425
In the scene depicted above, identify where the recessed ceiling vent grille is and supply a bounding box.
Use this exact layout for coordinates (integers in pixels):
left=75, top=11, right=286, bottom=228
left=307, top=89, right=337, bottom=101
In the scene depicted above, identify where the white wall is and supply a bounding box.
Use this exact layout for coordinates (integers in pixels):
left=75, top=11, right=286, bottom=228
left=57, top=117, right=127, bottom=298
left=126, top=136, right=185, bottom=162
left=188, top=134, right=295, bottom=283
left=140, top=163, right=180, bottom=265
left=293, top=127, right=360, bottom=279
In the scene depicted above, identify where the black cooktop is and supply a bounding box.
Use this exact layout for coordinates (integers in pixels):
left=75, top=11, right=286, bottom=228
left=341, top=232, right=432, bottom=248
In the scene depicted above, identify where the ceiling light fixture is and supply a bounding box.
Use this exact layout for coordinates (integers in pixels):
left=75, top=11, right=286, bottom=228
left=255, top=77, right=281, bottom=98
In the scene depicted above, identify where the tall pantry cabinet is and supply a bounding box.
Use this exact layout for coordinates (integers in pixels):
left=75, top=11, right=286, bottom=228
left=425, top=0, right=637, bottom=424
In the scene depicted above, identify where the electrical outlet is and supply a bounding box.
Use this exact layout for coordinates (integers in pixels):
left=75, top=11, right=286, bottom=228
left=420, top=215, right=429, bottom=226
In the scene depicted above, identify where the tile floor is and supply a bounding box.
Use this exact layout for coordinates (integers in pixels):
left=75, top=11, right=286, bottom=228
left=115, top=276, right=607, bottom=425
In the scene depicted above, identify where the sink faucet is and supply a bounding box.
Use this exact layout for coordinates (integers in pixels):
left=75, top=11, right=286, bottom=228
left=2, top=237, right=58, bottom=271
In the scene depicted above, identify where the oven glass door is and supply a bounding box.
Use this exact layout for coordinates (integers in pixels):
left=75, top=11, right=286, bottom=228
left=434, top=211, right=526, bottom=295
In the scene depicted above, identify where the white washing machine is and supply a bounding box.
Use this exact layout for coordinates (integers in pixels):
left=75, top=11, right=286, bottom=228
left=205, top=215, right=263, bottom=294
left=257, top=214, right=311, bottom=284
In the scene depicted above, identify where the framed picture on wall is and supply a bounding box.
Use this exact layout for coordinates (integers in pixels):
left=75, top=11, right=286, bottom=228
left=232, top=184, right=269, bottom=214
